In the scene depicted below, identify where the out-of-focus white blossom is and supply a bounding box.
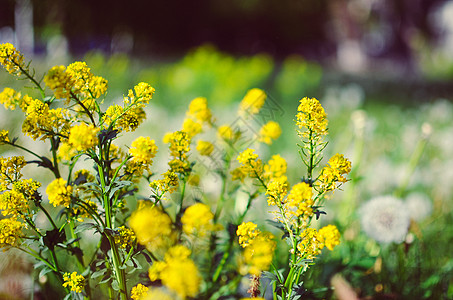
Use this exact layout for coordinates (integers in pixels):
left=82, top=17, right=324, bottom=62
left=405, top=192, right=433, bottom=222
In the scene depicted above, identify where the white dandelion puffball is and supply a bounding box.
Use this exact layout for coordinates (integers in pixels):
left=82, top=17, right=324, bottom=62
left=405, top=192, right=433, bottom=221
left=359, top=195, right=410, bottom=244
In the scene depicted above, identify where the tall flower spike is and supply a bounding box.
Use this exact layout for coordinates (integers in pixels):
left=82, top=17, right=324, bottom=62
left=296, top=97, right=328, bottom=137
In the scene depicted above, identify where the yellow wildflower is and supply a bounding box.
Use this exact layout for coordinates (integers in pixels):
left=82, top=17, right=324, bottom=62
left=265, top=178, right=288, bottom=206
left=182, top=118, right=202, bottom=138
left=296, top=97, right=328, bottom=137
left=286, top=182, right=314, bottom=218
left=149, top=170, right=179, bottom=195
left=258, top=121, right=281, bottom=145
left=0, top=218, right=23, bottom=248
left=319, top=153, right=352, bottom=191
left=297, top=228, right=323, bottom=259
left=217, top=125, right=234, bottom=141
left=131, top=283, right=149, bottom=300
left=0, top=87, right=21, bottom=110
left=129, top=136, right=158, bottom=166
left=236, top=148, right=263, bottom=178
left=187, top=97, right=212, bottom=124
left=114, top=226, right=136, bottom=249
left=0, top=156, right=26, bottom=188
left=0, top=179, right=40, bottom=218
left=140, top=287, right=175, bottom=300
left=44, top=65, right=73, bottom=100
left=242, top=234, right=276, bottom=276
left=62, top=272, right=85, bottom=293
left=103, top=105, right=146, bottom=132
left=196, top=140, right=214, bottom=156
left=318, top=224, right=341, bottom=251
left=148, top=245, right=201, bottom=299
left=0, top=43, right=26, bottom=76
left=239, top=88, right=266, bottom=116
left=263, top=154, right=287, bottom=181
left=0, top=130, right=9, bottom=144
left=181, top=203, right=215, bottom=237
left=46, top=178, right=73, bottom=207
left=126, top=82, right=155, bottom=106
left=129, top=205, right=173, bottom=251
left=237, top=221, right=260, bottom=248
left=68, top=123, right=100, bottom=151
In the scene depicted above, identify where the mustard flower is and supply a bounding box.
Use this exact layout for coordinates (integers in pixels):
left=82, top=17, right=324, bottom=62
left=217, top=124, right=235, bottom=141
left=196, top=140, right=214, bottom=156
left=239, top=88, right=266, bottom=116
left=148, top=245, right=201, bottom=299
left=258, top=121, right=281, bottom=145
left=0, top=87, right=21, bottom=110
left=296, top=97, right=328, bottom=137
left=57, top=142, right=77, bottom=162
left=103, top=105, right=146, bottom=132
left=149, top=170, right=180, bottom=195
left=129, top=136, right=158, bottom=165
left=242, top=234, right=276, bottom=276
left=265, top=178, right=288, bottom=206
left=129, top=205, right=173, bottom=251
left=0, top=218, right=23, bottom=248
left=140, top=287, right=175, bottom=300
left=0, top=43, right=26, bottom=76
left=182, top=118, right=202, bottom=138
left=286, top=182, right=314, bottom=219
left=237, top=221, right=260, bottom=248
left=318, top=224, right=341, bottom=251
left=0, top=156, right=26, bottom=188
left=0, top=179, right=40, bottom=218
left=164, top=131, right=191, bottom=158
left=319, top=153, right=351, bottom=191
left=68, top=123, right=100, bottom=152
left=297, top=228, right=323, bottom=259
left=44, top=65, right=73, bottom=100
left=0, top=130, right=9, bottom=145
left=131, top=283, right=149, bottom=300
left=114, top=226, right=136, bottom=249
left=62, top=272, right=85, bottom=293
left=181, top=203, right=215, bottom=237
left=263, top=154, right=287, bottom=181
left=236, top=148, right=263, bottom=178
left=187, top=97, right=212, bottom=124
left=46, top=178, right=73, bottom=207
left=126, top=82, right=155, bottom=106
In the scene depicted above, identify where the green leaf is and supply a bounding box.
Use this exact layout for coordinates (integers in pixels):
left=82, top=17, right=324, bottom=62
left=38, top=266, right=53, bottom=278
left=91, top=269, right=106, bottom=279
left=74, top=223, right=98, bottom=234
left=111, top=280, right=119, bottom=291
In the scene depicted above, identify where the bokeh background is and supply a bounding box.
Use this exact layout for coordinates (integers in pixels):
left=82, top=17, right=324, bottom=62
left=1, top=0, right=453, bottom=299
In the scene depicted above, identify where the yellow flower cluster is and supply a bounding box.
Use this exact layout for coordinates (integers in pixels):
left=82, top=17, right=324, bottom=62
left=148, top=245, right=201, bottom=299
left=243, top=234, right=276, bottom=275
left=235, top=148, right=263, bottom=180
left=238, top=88, right=266, bottom=116
left=129, top=136, right=158, bottom=166
left=196, top=140, right=214, bottom=156
left=265, top=178, right=288, bottom=206
left=0, top=156, right=26, bottom=188
left=114, top=226, right=136, bottom=249
left=164, top=130, right=191, bottom=174
left=258, top=121, right=282, bottom=145
left=0, top=179, right=40, bottom=218
left=319, top=153, right=352, bottom=191
left=0, top=43, right=26, bottom=76
left=182, top=118, right=202, bottom=138
left=0, top=87, right=21, bottom=110
left=0, top=130, right=9, bottom=144
left=286, top=182, right=314, bottom=219
left=129, top=205, right=173, bottom=251
left=149, top=170, right=180, bottom=196
left=68, top=123, right=100, bottom=152
left=181, top=203, right=216, bottom=237
left=130, top=283, right=149, bottom=300
left=103, top=104, right=146, bottom=133
left=263, top=154, right=287, bottom=182
left=297, top=225, right=341, bottom=259
left=62, top=272, right=85, bottom=293
left=46, top=178, right=73, bottom=207
left=140, top=287, right=175, bottom=300
left=0, top=218, right=23, bottom=247
left=186, top=97, right=212, bottom=124
left=237, top=221, right=260, bottom=248
left=217, top=124, right=235, bottom=141
left=296, top=97, right=328, bottom=137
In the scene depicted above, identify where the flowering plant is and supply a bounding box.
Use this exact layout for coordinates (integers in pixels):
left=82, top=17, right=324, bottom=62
left=0, top=43, right=350, bottom=300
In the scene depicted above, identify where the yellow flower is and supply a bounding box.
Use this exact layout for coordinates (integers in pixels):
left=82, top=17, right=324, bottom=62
left=196, top=140, right=214, bottom=156
left=68, top=123, right=100, bottom=151
left=129, top=136, right=158, bottom=165
left=0, top=130, right=9, bottom=144
left=46, top=178, right=73, bottom=207
left=148, top=245, right=201, bottom=299
left=286, top=182, right=314, bottom=218
left=0, top=179, right=40, bottom=218
left=114, top=226, right=136, bottom=249
left=265, top=178, right=288, bottom=206
left=0, top=218, right=23, bottom=248
left=0, top=87, right=21, bottom=110
left=126, top=82, right=155, bottom=106
left=140, top=287, right=175, bottom=300
left=181, top=203, right=215, bottom=237
left=263, top=154, right=287, bottom=181
left=258, top=121, right=281, bottom=145
left=0, top=43, right=26, bottom=76
left=150, top=170, right=180, bottom=195
left=296, top=97, right=328, bottom=137
left=318, top=224, right=341, bottom=250
left=187, top=97, right=212, bottom=124
left=297, top=228, right=323, bottom=259
left=131, top=283, right=149, bottom=300
left=0, top=156, right=26, bottom=189
left=182, top=118, right=202, bottom=138
left=44, top=65, right=73, bottom=100
left=62, top=272, right=85, bottom=293
left=103, top=105, right=146, bottom=132
left=242, top=234, right=275, bottom=275
left=236, top=148, right=263, bottom=178
left=319, top=153, right=352, bottom=191
left=129, top=205, right=173, bottom=251
left=239, top=88, right=266, bottom=116
left=237, top=221, right=260, bottom=248
left=217, top=125, right=234, bottom=141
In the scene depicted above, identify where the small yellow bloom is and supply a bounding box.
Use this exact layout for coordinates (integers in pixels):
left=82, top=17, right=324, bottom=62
left=68, top=123, right=100, bottom=151
left=319, top=153, right=352, bottom=191
left=46, top=178, right=73, bottom=207
left=131, top=283, right=149, bottom=300
left=242, top=234, right=275, bottom=275
left=258, top=121, right=281, bottom=145
left=0, top=218, right=23, bottom=248
left=286, top=182, right=313, bottom=218
left=239, top=88, right=266, bottom=116
left=0, top=43, right=26, bottom=76
left=182, top=118, right=202, bottom=138
left=196, top=140, right=214, bottom=156
left=296, top=97, right=328, bottom=137
left=237, top=221, right=260, bottom=248
left=181, top=203, right=215, bottom=237
left=0, top=87, right=21, bottom=110
left=129, top=136, right=158, bottom=165
left=187, top=97, right=212, bottom=124
left=318, top=224, right=341, bottom=250
left=297, top=228, right=323, bottom=259
left=0, top=130, right=9, bottom=144
left=217, top=125, right=234, bottom=141
left=62, top=272, right=85, bottom=293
